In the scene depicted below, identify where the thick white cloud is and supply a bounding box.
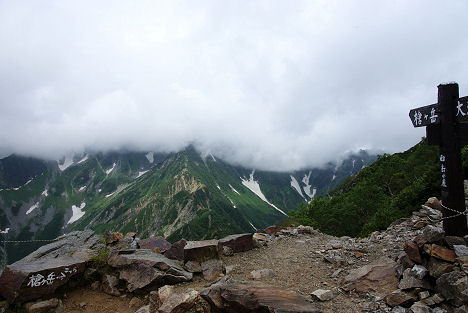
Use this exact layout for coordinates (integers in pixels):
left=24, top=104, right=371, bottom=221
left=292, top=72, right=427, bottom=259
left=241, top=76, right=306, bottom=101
left=0, top=0, right=467, bottom=171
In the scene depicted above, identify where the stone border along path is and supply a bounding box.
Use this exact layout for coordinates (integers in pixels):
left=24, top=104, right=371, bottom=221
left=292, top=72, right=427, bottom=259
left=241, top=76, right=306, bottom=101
left=1, top=197, right=467, bottom=312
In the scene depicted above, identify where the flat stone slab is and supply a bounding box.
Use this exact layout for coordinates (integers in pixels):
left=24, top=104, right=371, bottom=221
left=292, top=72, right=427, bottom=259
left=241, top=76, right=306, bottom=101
left=108, top=249, right=192, bottom=292
left=139, top=237, right=172, bottom=253
left=201, top=278, right=320, bottom=313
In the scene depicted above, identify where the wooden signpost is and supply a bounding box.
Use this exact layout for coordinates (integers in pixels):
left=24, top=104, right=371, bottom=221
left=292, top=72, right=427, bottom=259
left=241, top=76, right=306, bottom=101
left=409, top=83, right=468, bottom=236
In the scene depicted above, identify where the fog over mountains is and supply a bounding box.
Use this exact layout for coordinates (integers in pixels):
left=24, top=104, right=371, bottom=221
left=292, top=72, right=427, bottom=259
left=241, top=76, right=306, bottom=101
left=1, top=1, right=467, bottom=171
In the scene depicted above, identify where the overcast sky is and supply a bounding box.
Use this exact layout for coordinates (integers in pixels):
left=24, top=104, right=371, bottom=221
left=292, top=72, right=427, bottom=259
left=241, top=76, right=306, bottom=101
left=1, top=1, right=467, bottom=171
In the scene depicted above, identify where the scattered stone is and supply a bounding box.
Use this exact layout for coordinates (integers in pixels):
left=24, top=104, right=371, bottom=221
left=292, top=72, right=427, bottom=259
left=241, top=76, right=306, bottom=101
left=331, top=269, right=342, bottom=278
left=221, top=246, right=234, bottom=256
left=384, top=289, right=417, bottom=307
left=311, top=289, right=335, bottom=301
left=297, top=225, right=315, bottom=234
left=139, top=237, right=172, bottom=253
left=183, top=240, right=219, bottom=262
left=133, top=305, right=150, bottom=313
left=410, top=301, right=432, bottom=313
left=343, top=256, right=399, bottom=297
left=456, top=256, right=468, bottom=269
left=164, top=239, right=187, bottom=261
left=391, top=306, right=407, bottom=313
left=405, top=241, right=423, bottom=263
left=427, top=244, right=456, bottom=263
left=107, top=249, right=192, bottom=292
left=200, top=279, right=320, bottom=313
left=398, top=268, right=432, bottom=290
left=124, top=232, right=137, bottom=239
left=414, top=225, right=445, bottom=246
left=218, top=233, right=253, bottom=254
left=184, top=261, right=202, bottom=273
left=83, top=268, right=99, bottom=281
left=250, top=268, right=276, bottom=279
left=411, top=265, right=428, bottom=280
left=252, top=233, right=269, bottom=247
left=263, top=225, right=283, bottom=235
left=418, top=291, right=430, bottom=300
left=427, top=257, right=455, bottom=278
left=102, top=274, right=120, bottom=296
left=201, top=259, right=225, bottom=281
left=90, top=281, right=100, bottom=291
left=158, top=285, right=174, bottom=305
left=24, top=298, right=60, bottom=313
left=129, top=297, right=144, bottom=308
left=454, top=305, right=468, bottom=313
left=225, top=265, right=236, bottom=275
left=158, top=289, right=209, bottom=313
left=453, top=245, right=468, bottom=257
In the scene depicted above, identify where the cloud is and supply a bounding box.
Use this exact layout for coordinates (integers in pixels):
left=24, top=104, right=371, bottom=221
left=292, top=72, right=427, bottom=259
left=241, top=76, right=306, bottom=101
left=0, top=0, right=467, bottom=171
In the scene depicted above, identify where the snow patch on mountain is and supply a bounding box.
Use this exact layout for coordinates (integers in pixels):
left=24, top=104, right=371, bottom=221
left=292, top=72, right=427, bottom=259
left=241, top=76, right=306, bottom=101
left=67, top=202, right=86, bottom=224
left=229, top=184, right=240, bottom=195
left=79, top=186, right=86, bottom=192
left=58, top=155, right=74, bottom=171
left=106, top=162, right=116, bottom=175
left=145, top=152, right=154, bottom=163
left=249, top=221, right=257, bottom=231
left=26, top=202, right=39, bottom=215
left=302, top=172, right=314, bottom=198
left=290, top=175, right=304, bottom=198
left=41, top=188, right=48, bottom=197
left=241, top=170, right=287, bottom=216
left=136, top=170, right=149, bottom=178
left=227, top=196, right=236, bottom=208
left=77, top=154, right=88, bottom=164
left=216, top=184, right=221, bottom=190
left=210, top=154, right=216, bottom=162
left=105, top=191, right=115, bottom=198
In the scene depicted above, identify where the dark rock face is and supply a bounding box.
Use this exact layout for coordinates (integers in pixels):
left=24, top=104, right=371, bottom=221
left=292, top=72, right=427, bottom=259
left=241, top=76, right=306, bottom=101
left=107, top=249, right=192, bottom=292
left=200, top=278, right=320, bottom=313
left=436, top=271, right=468, bottom=306
left=0, top=230, right=101, bottom=303
left=184, top=240, right=219, bottom=262
left=164, top=239, right=187, bottom=261
left=217, top=233, right=253, bottom=255
left=139, top=237, right=172, bottom=253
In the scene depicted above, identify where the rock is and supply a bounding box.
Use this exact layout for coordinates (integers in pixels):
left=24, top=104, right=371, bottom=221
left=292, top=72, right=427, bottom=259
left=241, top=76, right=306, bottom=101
left=433, top=308, right=449, bottom=313
left=125, top=232, right=137, bottom=239
left=83, top=268, right=99, bottom=281
left=183, top=240, right=219, bottom=262
left=263, top=225, right=284, bottom=235
left=454, top=305, right=468, bottom=313
left=456, top=256, right=468, bottom=269
left=201, top=259, right=225, bottom=281
left=250, top=268, right=276, bottom=279
left=149, top=290, right=158, bottom=312
left=129, top=297, right=144, bottom=308
left=158, top=285, right=174, bottom=305
left=133, top=305, right=150, bottom=313
left=427, top=257, right=455, bottom=278
left=200, top=279, right=320, bottom=313
left=418, top=291, right=430, bottom=300
left=90, top=281, right=100, bottom=291
left=105, top=231, right=123, bottom=244
left=0, top=232, right=95, bottom=304
left=436, top=271, right=468, bottom=306
left=297, top=225, right=315, bottom=234
left=311, top=289, right=335, bottom=301
left=24, top=298, right=61, bottom=313
left=102, top=274, right=120, bottom=296
left=384, top=290, right=417, bottom=307
left=164, top=239, right=187, bottom=261
left=426, top=244, right=456, bottom=263
left=405, top=241, right=423, bottom=264
left=221, top=246, right=234, bottom=256
left=252, top=233, right=269, bottom=247
left=184, top=261, right=202, bottom=273
left=414, top=225, right=445, bottom=246
left=109, top=237, right=137, bottom=250
left=107, top=249, right=192, bottom=292
left=138, top=237, right=172, bottom=253
left=218, top=233, right=253, bottom=255
left=158, top=289, right=209, bottom=313
left=411, top=265, right=428, bottom=280
left=410, top=301, right=432, bottom=313
left=329, top=240, right=343, bottom=249
left=444, top=236, right=466, bottom=249
left=453, top=245, right=468, bottom=257
left=343, top=256, right=399, bottom=297
left=398, top=268, right=432, bottom=290
left=391, top=306, right=407, bottom=313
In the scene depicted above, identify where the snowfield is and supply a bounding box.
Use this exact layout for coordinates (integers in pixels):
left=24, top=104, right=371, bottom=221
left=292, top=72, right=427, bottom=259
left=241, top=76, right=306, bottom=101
left=67, top=202, right=86, bottom=224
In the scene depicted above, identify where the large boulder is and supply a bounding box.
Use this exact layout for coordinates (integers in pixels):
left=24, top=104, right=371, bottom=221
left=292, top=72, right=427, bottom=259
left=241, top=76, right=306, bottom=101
left=217, top=233, right=253, bottom=255
left=200, top=278, right=320, bottom=313
left=436, top=271, right=468, bottom=306
left=164, top=239, right=187, bottom=261
left=0, top=230, right=102, bottom=303
left=107, top=249, right=192, bottom=292
left=184, top=240, right=219, bottom=262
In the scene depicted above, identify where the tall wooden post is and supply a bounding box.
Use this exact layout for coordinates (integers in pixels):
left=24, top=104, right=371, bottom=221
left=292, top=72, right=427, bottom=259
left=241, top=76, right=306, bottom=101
left=438, top=83, right=468, bottom=236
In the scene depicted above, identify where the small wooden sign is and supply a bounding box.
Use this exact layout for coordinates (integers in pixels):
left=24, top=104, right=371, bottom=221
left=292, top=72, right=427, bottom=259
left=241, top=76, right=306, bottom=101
left=409, top=103, right=439, bottom=127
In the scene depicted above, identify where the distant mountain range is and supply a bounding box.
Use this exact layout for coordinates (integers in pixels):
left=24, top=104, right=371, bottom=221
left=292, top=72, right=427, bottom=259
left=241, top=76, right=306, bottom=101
left=0, top=147, right=375, bottom=263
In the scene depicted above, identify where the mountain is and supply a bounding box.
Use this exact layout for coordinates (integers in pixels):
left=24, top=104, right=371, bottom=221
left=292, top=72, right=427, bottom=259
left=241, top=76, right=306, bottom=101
left=0, top=147, right=375, bottom=264
left=290, top=139, right=447, bottom=238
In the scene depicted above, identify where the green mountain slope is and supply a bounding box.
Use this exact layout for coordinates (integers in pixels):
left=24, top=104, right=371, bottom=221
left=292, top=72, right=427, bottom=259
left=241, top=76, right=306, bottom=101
left=290, top=140, right=446, bottom=237
left=0, top=147, right=375, bottom=264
